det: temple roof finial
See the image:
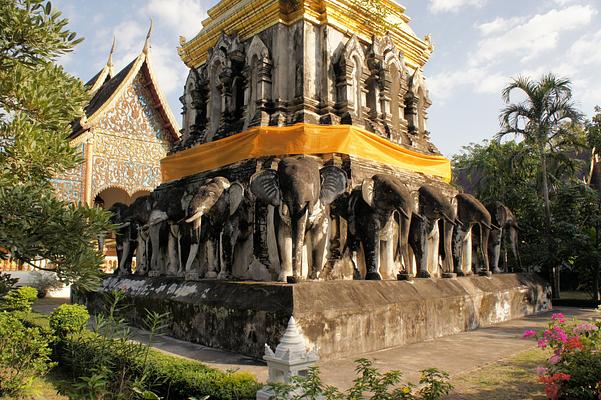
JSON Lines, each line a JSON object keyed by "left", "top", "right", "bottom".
{"left": 143, "top": 19, "right": 153, "bottom": 54}
{"left": 107, "top": 36, "right": 116, "bottom": 76}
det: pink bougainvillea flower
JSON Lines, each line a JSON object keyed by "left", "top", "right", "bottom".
{"left": 523, "top": 329, "right": 537, "bottom": 338}
{"left": 536, "top": 366, "right": 548, "bottom": 376}
{"left": 551, "top": 313, "right": 566, "bottom": 323}
{"left": 538, "top": 338, "right": 548, "bottom": 349}
{"left": 553, "top": 326, "right": 568, "bottom": 343}
{"left": 573, "top": 322, "right": 598, "bottom": 335}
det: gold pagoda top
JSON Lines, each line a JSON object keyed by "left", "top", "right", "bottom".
{"left": 178, "top": 0, "right": 433, "bottom": 70}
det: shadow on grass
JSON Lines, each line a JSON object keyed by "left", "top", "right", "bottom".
{"left": 448, "top": 348, "right": 547, "bottom": 400}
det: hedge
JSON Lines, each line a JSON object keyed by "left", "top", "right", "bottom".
{"left": 20, "top": 312, "right": 261, "bottom": 400}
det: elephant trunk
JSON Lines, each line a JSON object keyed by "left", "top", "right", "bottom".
{"left": 184, "top": 213, "right": 203, "bottom": 272}
{"left": 397, "top": 211, "right": 412, "bottom": 276}
{"left": 479, "top": 224, "right": 491, "bottom": 275}
{"left": 119, "top": 239, "right": 131, "bottom": 274}
{"left": 441, "top": 217, "right": 455, "bottom": 274}
{"left": 291, "top": 206, "right": 309, "bottom": 281}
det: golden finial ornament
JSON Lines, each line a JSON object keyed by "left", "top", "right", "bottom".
{"left": 107, "top": 36, "right": 116, "bottom": 76}
{"left": 143, "top": 19, "right": 153, "bottom": 54}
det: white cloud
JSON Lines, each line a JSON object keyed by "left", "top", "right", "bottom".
{"left": 427, "top": 67, "right": 506, "bottom": 102}
{"left": 476, "top": 16, "right": 525, "bottom": 36}
{"left": 144, "top": 0, "right": 206, "bottom": 39}
{"left": 470, "top": 5, "right": 596, "bottom": 66}
{"left": 430, "top": 0, "right": 485, "bottom": 13}
{"left": 565, "top": 28, "right": 601, "bottom": 67}
{"left": 147, "top": 43, "right": 188, "bottom": 97}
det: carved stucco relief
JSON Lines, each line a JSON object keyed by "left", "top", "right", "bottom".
{"left": 90, "top": 74, "right": 172, "bottom": 197}
{"left": 52, "top": 143, "right": 85, "bottom": 203}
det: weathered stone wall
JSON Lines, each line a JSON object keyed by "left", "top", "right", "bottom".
{"left": 77, "top": 273, "right": 551, "bottom": 361}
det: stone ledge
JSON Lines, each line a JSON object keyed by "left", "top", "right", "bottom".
{"left": 76, "top": 273, "right": 551, "bottom": 361}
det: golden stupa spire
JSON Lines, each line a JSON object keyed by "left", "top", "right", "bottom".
{"left": 143, "top": 19, "right": 153, "bottom": 54}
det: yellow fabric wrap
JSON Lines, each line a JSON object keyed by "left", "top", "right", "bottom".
{"left": 161, "top": 123, "right": 451, "bottom": 183}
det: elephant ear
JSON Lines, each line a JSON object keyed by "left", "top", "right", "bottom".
{"left": 229, "top": 182, "right": 244, "bottom": 216}
{"left": 361, "top": 178, "right": 375, "bottom": 207}
{"left": 319, "top": 166, "right": 347, "bottom": 205}
{"left": 250, "top": 169, "right": 281, "bottom": 207}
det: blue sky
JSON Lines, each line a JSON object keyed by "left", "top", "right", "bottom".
{"left": 53, "top": 0, "right": 601, "bottom": 157}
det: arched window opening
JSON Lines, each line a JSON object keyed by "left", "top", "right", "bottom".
{"left": 95, "top": 187, "right": 130, "bottom": 209}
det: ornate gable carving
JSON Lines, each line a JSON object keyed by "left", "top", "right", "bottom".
{"left": 91, "top": 73, "right": 172, "bottom": 197}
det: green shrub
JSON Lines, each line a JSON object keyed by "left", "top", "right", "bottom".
{"left": 0, "top": 312, "right": 56, "bottom": 396}
{"left": 1, "top": 286, "right": 38, "bottom": 311}
{"left": 49, "top": 303, "right": 89, "bottom": 336}
{"left": 0, "top": 273, "right": 18, "bottom": 297}
{"left": 269, "top": 358, "right": 452, "bottom": 400}
{"left": 23, "top": 311, "right": 259, "bottom": 400}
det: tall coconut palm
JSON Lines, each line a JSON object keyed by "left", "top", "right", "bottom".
{"left": 497, "top": 74, "right": 584, "bottom": 298}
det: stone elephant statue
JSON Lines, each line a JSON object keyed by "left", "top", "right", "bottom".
{"left": 250, "top": 156, "right": 347, "bottom": 283}
{"left": 127, "top": 195, "right": 153, "bottom": 275}
{"left": 487, "top": 201, "right": 522, "bottom": 273}
{"left": 348, "top": 174, "right": 414, "bottom": 280}
{"left": 147, "top": 186, "right": 190, "bottom": 276}
{"left": 108, "top": 202, "right": 136, "bottom": 275}
{"left": 184, "top": 177, "right": 244, "bottom": 279}
{"left": 409, "top": 185, "right": 456, "bottom": 278}
{"left": 453, "top": 193, "right": 494, "bottom": 276}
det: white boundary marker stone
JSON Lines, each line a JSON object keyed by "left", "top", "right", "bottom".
{"left": 256, "top": 316, "right": 319, "bottom": 400}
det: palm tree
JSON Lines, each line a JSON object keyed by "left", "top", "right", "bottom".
{"left": 497, "top": 73, "right": 584, "bottom": 298}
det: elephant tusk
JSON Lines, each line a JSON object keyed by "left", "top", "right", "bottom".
{"left": 398, "top": 207, "right": 411, "bottom": 220}
{"left": 147, "top": 217, "right": 168, "bottom": 227}
{"left": 442, "top": 214, "right": 456, "bottom": 226}
{"left": 185, "top": 211, "right": 203, "bottom": 224}
{"left": 116, "top": 222, "right": 130, "bottom": 229}
{"left": 454, "top": 218, "right": 465, "bottom": 228}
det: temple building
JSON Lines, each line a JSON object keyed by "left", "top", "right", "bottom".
{"left": 53, "top": 29, "right": 180, "bottom": 209}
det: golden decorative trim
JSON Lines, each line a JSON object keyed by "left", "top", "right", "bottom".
{"left": 178, "top": 0, "right": 432, "bottom": 70}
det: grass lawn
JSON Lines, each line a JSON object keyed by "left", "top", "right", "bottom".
{"left": 0, "top": 369, "right": 69, "bottom": 400}
{"left": 560, "top": 290, "right": 594, "bottom": 300}
{"left": 448, "top": 347, "right": 549, "bottom": 400}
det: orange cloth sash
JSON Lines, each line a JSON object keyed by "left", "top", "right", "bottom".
{"left": 161, "top": 123, "right": 451, "bottom": 182}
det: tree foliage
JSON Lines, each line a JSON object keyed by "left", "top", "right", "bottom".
{"left": 454, "top": 103, "right": 601, "bottom": 300}
{"left": 0, "top": 0, "right": 111, "bottom": 290}
{"left": 496, "top": 74, "right": 584, "bottom": 297}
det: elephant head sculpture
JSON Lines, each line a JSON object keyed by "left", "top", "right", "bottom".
{"left": 108, "top": 202, "right": 136, "bottom": 275}
{"left": 250, "top": 156, "right": 347, "bottom": 283}
{"left": 147, "top": 186, "right": 189, "bottom": 276}
{"left": 184, "top": 177, "right": 244, "bottom": 278}
{"left": 409, "top": 185, "right": 456, "bottom": 278}
{"left": 487, "top": 201, "right": 522, "bottom": 273}
{"left": 348, "top": 174, "right": 414, "bottom": 280}
{"left": 453, "top": 193, "right": 494, "bottom": 276}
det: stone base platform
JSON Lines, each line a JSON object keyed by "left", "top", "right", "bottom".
{"left": 76, "top": 273, "right": 551, "bottom": 361}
